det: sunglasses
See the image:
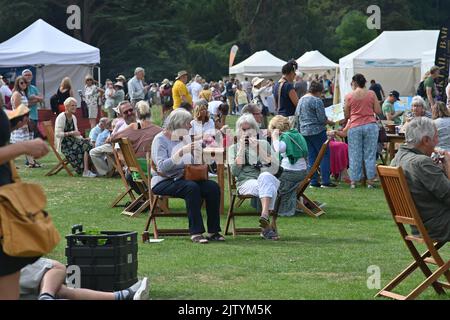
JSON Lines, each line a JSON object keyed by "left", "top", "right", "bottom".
{"left": 19, "top": 82, "right": 26, "bottom": 85}
{"left": 123, "top": 109, "right": 134, "bottom": 115}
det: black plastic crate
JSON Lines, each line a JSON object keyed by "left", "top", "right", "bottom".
{"left": 65, "top": 225, "right": 138, "bottom": 292}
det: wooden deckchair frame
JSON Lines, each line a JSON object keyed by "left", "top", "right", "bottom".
{"left": 295, "top": 139, "right": 330, "bottom": 218}
{"left": 224, "top": 165, "right": 278, "bottom": 237}
{"left": 118, "top": 138, "right": 150, "bottom": 217}
{"left": 376, "top": 165, "right": 449, "bottom": 300}
{"left": 42, "top": 121, "right": 74, "bottom": 177}
{"left": 110, "top": 147, "right": 137, "bottom": 208}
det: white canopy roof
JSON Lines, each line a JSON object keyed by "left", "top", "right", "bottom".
{"left": 0, "top": 19, "right": 100, "bottom": 67}
{"left": 339, "top": 30, "right": 439, "bottom": 102}
{"left": 296, "top": 50, "right": 338, "bottom": 72}
{"left": 340, "top": 30, "right": 439, "bottom": 69}
{"left": 229, "top": 50, "right": 286, "bottom": 75}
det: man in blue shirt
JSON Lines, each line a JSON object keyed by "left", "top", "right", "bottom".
{"left": 89, "top": 117, "right": 108, "bottom": 147}
{"left": 95, "top": 120, "right": 112, "bottom": 147}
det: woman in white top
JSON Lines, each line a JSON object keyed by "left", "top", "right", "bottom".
{"left": 190, "top": 100, "right": 217, "bottom": 146}
{"left": 269, "top": 116, "right": 308, "bottom": 217}
{"left": 84, "top": 75, "right": 104, "bottom": 129}
{"left": 55, "top": 97, "right": 95, "bottom": 177}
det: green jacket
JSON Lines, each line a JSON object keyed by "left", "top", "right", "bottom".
{"left": 280, "top": 129, "right": 308, "bottom": 165}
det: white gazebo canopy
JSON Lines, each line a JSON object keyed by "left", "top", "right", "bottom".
{"left": 0, "top": 19, "right": 101, "bottom": 107}
{"left": 229, "top": 50, "right": 286, "bottom": 80}
{"left": 339, "top": 30, "right": 439, "bottom": 102}
{"left": 296, "top": 50, "right": 338, "bottom": 73}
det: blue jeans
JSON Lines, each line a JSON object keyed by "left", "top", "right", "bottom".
{"left": 348, "top": 123, "right": 379, "bottom": 182}
{"left": 304, "top": 130, "right": 331, "bottom": 185}
{"left": 152, "top": 179, "right": 221, "bottom": 235}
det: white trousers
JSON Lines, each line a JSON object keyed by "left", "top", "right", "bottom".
{"left": 89, "top": 144, "right": 114, "bottom": 176}
{"left": 237, "top": 172, "right": 280, "bottom": 211}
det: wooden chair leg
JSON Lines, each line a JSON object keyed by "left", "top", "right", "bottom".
{"left": 63, "top": 160, "right": 74, "bottom": 176}
{"left": 406, "top": 261, "right": 450, "bottom": 300}
{"left": 143, "top": 197, "right": 159, "bottom": 242}
{"left": 45, "top": 162, "right": 63, "bottom": 176}
{"left": 111, "top": 188, "right": 134, "bottom": 208}
{"left": 225, "top": 195, "right": 236, "bottom": 236}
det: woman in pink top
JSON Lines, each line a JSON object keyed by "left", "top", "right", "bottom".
{"left": 344, "top": 74, "right": 381, "bottom": 189}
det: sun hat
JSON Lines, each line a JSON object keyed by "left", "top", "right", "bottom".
{"left": 162, "top": 78, "right": 170, "bottom": 85}
{"left": 251, "top": 77, "right": 265, "bottom": 87}
{"left": 114, "top": 82, "right": 124, "bottom": 88}
{"left": 6, "top": 104, "right": 30, "bottom": 120}
{"left": 176, "top": 70, "right": 188, "bottom": 80}
{"left": 116, "top": 75, "right": 126, "bottom": 82}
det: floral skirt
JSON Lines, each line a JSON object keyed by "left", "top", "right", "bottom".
{"left": 61, "top": 137, "right": 93, "bottom": 174}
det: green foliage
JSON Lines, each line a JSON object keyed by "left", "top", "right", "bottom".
{"left": 0, "top": 0, "right": 449, "bottom": 81}
{"left": 335, "top": 11, "right": 378, "bottom": 57}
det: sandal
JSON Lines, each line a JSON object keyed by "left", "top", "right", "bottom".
{"left": 206, "top": 233, "right": 225, "bottom": 242}
{"left": 261, "top": 228, "right": 280, "bottom": 241}
{"left": 259, "top": 216, "right": 270, "bottom": 229}
{"left": 191, "top": 235, "right": 209, "bottom": 244}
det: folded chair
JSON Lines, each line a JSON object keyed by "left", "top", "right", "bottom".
{"left": 109, "top": 148, "right": 137, "bottom": 208}
{"left": 118, "top": 138, "right": 150, "bottom": 217}
{"left": 295, "top": 139, "right": 330, "bottom": 218}
{"left": 376, "top": 165, "right": 450, "bottom": 300}
{"left": 42, "top": 121, "right": 74, "bottom": 177}
{"left": 142, "top": 159, "right": 190, "bottom": 242}
{"left": 224, "top": 165, "right": 278, "bottom": 237}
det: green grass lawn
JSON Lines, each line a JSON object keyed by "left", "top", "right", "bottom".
{"left": 16, "top": 107, "right": 449, "bottom": 300}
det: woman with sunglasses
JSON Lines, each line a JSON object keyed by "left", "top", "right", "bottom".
{"left": 9, "top": 77, "right": 39, "bottom": 168}
{"left": 55, "top": 97, "right": 96, "bottom": 177}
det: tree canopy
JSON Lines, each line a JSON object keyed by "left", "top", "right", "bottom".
{"left": 0, "top": 0, "right": 448, "bottom": 81}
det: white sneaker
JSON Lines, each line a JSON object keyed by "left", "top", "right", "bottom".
{"left": 82, "top": 170, "right": 97, "bottom": 178}
{"left": 133, "top": 277, "right": 149, "bottom": 300}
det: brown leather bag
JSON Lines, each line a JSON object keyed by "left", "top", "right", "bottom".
{"left": 184, "top": 136, "right": 208, "bottom": 181}
{"left": 0, "top": 162, "right": 61, "bottom": 257}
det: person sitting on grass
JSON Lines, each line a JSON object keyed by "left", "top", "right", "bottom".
{"left": 228, "top": 114, "right": 280, "bottom": 240}
{"left": 151, "top": 108, "right": 224, "bottom": 244}
{"left": 20, "top": 258, "right": 149, "bottom": 300}
{"left": 269, "top": 115, "right": 308, "bottom": 217}
{"left": 391, "top": 117, "right": 450, "bottom": 242}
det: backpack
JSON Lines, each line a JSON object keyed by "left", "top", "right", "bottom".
{"left": 417, "top": 80, "right": 426, "bottom": 98}
{"left": 0, "top": 163, "right": 60, "bottom": 257}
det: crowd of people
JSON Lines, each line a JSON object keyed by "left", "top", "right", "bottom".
{"left": 1, "top": 59, "right": 450, "bottom": 300}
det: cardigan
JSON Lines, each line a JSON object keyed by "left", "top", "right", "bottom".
{"left": 54, "top": 112, "right": 80, "bottom": 153}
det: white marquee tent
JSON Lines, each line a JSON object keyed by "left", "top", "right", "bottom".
{"left": 296, "top": 50, "right": 338, "bottom": 73}
{"left": 339, "top": 30, "right": 439, "bottom": 102}
{"left": 0, "top": 19, "right": 101, "bottom": 107}
{"left": 229, "top": 50, "right": 286, "bottom": 81}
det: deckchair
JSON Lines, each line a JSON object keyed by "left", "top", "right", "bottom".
{"left": 376, "top": 165, "right": 450, "bottom": 300}
{"left": 110, "top": 147, "right": 137, "bottom": 208}
{"left": 295, "top": 139, "right": 331, "bottom": 218}
{"left": 42, "top": 121, "right": 74, "bottom": 177}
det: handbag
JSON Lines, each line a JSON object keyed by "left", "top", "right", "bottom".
{"left": 184, "top": 136, "right": 208, "bottom": 181}
{"left": 0, "top": 162, "right": 61, "bottom": 257}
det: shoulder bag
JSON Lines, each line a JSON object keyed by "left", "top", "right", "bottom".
{"left": 184, "top": 136, "right": 208, "bottom": 181}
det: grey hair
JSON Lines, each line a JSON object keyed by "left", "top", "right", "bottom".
{"left": 236, "top": 113, "right": 260, "bottom": 133}
{"left": 135, "top": 67, "right": 145, "bottom": 75}
{"left": 411, "top": 96, "right": 425, "bottom": 107}
{"left": 166, "top": 108, "right": 193, "bottom": 131}
{"left": 241, "top": 103, "right": 262, "bottom": 115}
{"left": 22, "top": 69, "right": 32, "bottom": 76}
{"left": 118, "top": 100, "right": 131, "bottom": 114}
{"left": 405, "top": 117, "right": 436, "bottom": 145}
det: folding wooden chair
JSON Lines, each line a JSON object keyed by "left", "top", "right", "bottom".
{"left": 110, "top": 147, "right": 137, "bottom": 208}
{"left": 376, "top": 165, "right": 450, "bottom": 300}
{"left": 295, "top": 139, "right": 330, "bottom": 218}
{"left": 142, "top": 158, "right": 190, "bottom": 242}
{"left": 224, "top": 165, "right": 278, "bottom": 237}
{"left": 42, "top": 121, "right": 74, "bottom": 177}
{"left": 118, "top": 138, "right": 150, "bottom": 217}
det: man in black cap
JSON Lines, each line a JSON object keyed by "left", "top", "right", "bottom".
{"left": 382, "top": 90, "right": 404, "bottom": 125}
